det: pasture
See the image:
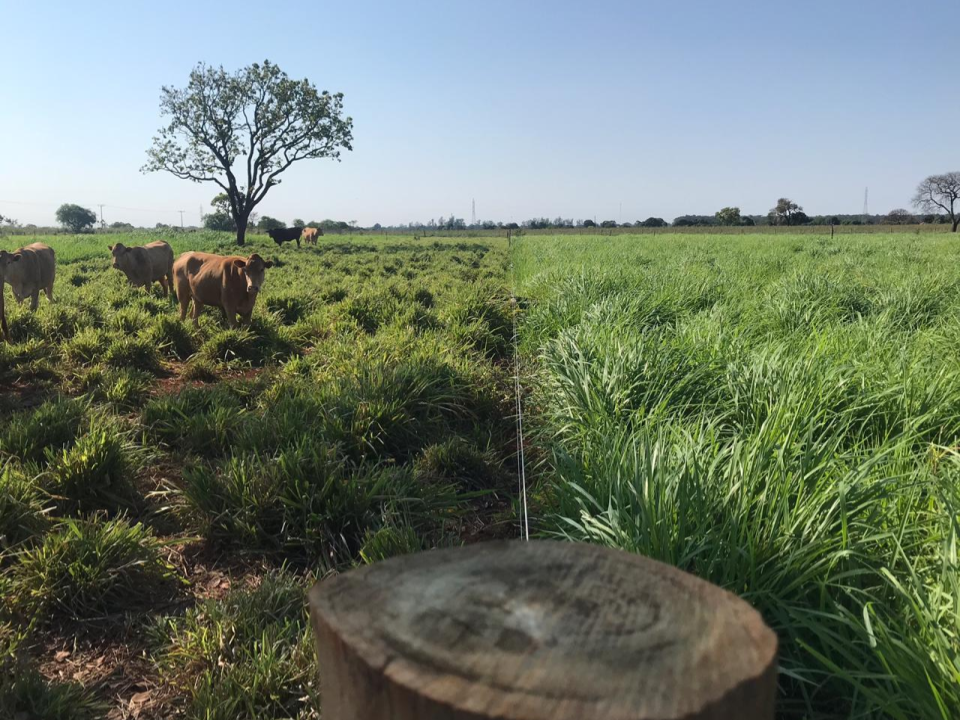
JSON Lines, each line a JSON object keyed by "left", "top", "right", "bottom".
{"left": 0, "top": 231, "right": 516, "bottom": 718}
{"left": 515, "top": 232, "right": 960, "bottom": 719}
{"left": 1, "top": 229, "right": 958, "bottom": 719}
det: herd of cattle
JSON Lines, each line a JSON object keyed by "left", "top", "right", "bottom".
{"left": 0, "top": 234, "right": 290, "bottom": 340}
{"left": 266, "top": 225, "right": 322, "bottom": 247}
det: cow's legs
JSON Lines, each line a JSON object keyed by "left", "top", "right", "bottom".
{"left": 159, "top": 276, "right": 169, "bottom": 297}
{"left": 222, "top": 304, "right": 238, "bottom": 329}
{"left": 239, "top": 310, "right": 253, "bottom": 326}
{"left": 44, "top": 283, "right": 53, "bottom": 302}
{"left": 176, "top": 275, "right": 192, "bottom": 321}
{"left": 191, "top": 301, "right": 204, "bottom": 328}
{"left": 29, "top": 290, "right": 40, "bottom": 311}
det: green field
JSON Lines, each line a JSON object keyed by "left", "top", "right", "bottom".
{"left": 1, "top": 230, "right": 958, "bottom": 719}
{"left": 515, "top": 232, "right": 960, "bottom": 719}
{"left": 0, "top": 231, "right": 516, "bottom": 719}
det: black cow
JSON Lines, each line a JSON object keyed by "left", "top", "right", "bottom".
{"left": 266, "top": 227, "right": 303, "bottom": 248}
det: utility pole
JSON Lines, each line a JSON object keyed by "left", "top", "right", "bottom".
{"left": 199, "top": 206, "right": 204, "bottom": 225}
{"left": 178, "top": 210, "right": 185, "bottom": 228}
{"left": 98, "top": 204, "right": 105, "bottom": 229}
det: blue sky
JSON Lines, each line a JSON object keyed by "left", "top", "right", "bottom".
{"left": 1, "top": 0, "right": 957, "bottom": 227}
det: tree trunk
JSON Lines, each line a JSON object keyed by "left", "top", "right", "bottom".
{"left": 235, "top": 213, "right": 249, "bottom": 246}
{"left": 952, "top": 218, "right": 958, "bottom": 233}
{"left": 309, "top": 541, "right": 778, "bottom": 720}
{"left": 0, "top": 284, "right": 7, "bottom": 342}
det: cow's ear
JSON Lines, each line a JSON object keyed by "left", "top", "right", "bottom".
{"left": 233, "top": 259, "right": 247, "bottom": 268}
{"left": 11, "top": 254, "right": 21, "bottom": 263}
{"left": 264, "top": 261, "right": 274, "bottom": 268}
{"left": 108, "top": 244, "right": 114, "bottom": 251}
{"left": 124, "top": 247, "right": 132, "bottom": 253}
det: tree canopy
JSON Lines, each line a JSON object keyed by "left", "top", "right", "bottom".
{"left": 913, "top": 172, "right": 960, "bottom": 232}
{"left": 715, "top": 207, "right": 742, "bottom": 226}
{"left": 641, "top": 217, "right": 668, "bottom": 228}
{"left": 885, "top": 208, "right": 914, "bottom": 225}
{"left": 257, "top": 216, "right": 285, "bottom": 231}
{"left": 55, "top": 204, "right": 98, "bottom": 233}
{"left": 143, "top": 60, "right": 353, "bottom": 245}
{"left": 768, "top": 198, "right": 808, "bottom": 226}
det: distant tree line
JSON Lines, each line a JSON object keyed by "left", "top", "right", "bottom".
{"left": 42, "top": 172, "right": 960, "bottom": 236}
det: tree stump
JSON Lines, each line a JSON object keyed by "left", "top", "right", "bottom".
{"left": 309, "top": 541, "right": 777, "bottom": 720}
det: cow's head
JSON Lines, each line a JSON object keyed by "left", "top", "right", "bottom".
{"left": 0, "top": 249, "right": 22, "bottom": 281}
{"left": 109, "top": 243, "right": 130, "bottom": 269}
{"left": 233, "top": 253, "right": 273, "bottom": 295}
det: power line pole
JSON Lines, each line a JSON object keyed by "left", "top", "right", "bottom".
{"left": 178, "top": 210, "right": 185, "bottom": 228}
{"left": 862, "top": 187, "right": 869, "bottom": 224}
{"left": 98, "top": 204, "right": 105, "bottom": 229}
{"left": 471, "top": 198, "right": 476, "bottom": 226}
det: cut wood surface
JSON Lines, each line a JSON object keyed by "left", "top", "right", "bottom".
{"left": 309, "top": 540, "right": 778, "bottom": 720}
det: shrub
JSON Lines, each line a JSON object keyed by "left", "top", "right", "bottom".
{"left": 0, "top": 463, "right": 49, "bottom": 554}
{"left": 444, "top": 288, "right": 513, "bottom": 359}
{"left": 10, "top": 517, "right": 171, "bottom": 620}
{"left": 321, "top": 286, "right": 348, "bottom": 304}
{"left": 155, "top": 572, "right": 317, "bottom": 720}
{"left": 148, "top": 315, "right": 197, "bottom": 360}
{"left": 44, "top": 423, "right": 135, "bottom": 514}
{"left": 109, "top": 307, "right": 150, "bottom": 335}
{"left": 0, "top": 397, "right": 88, "bottom": 463}
{"left": 39, "top": 305, "right": 83, "bottom": 341}
{"left": 311, "top": 356, "right": 478, "bottom": 463}
{"left": 198, "top": 324, "right": 293, "bottom": 366}
{"left": 81, "top": 367, "right": 151, "bottom": 409}
{"left": 104, "top": 336, "right": 162, "bottom": 373}
{"left": 6, "top": 311, "right": 42, "bottom": 344}
{"left": 62, "top": 328, "right": 107, "bottom": 366}
{"left": 415, "top": 437, "right": 502, "bottom": 491}
{"left": 265, "top": 295, "right": 308, "bottom": 325}
{"left": 413, "top": 287, "right": 434, "bottom": 308}
{"left": 142, "top": 386, "right": 245, "bottom": 457}
{"left": 180, "top": 442, "right": 457, "bottom": 568}
{"left": 181, "top": 358, "right": 219, "bottom": 382}
{"left": 358, "top": 524, "right": 422, "bottom": 564}
{"left": 0, "top": 666, "right": 105, "bottom": 720}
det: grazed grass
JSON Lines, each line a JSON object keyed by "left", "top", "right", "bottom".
{"left": 0, "top": 231, "right": 515, "bottom": 718}
{"left": 515, "top": 233, "right": 960, "bottom": 720}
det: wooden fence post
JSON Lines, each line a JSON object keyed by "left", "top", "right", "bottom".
{"left": 309, "top": 540, "right": 778, "bottom": 720}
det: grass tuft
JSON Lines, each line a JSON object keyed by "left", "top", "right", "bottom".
{"left": 9, "top": 516, "right": 171, "bottom": 620}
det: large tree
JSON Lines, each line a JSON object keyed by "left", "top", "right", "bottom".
{"left": 913, "top": 172, "right": 960, "bottom": 232}
{"left": 885, "top": 208, "right": 914, "bottom": 225}
{"left": 143, "top": 61, "right": 353, "bottom": 245}
{"left": 715, "top": 206, "right": 742, "bottom": 226}
{"left": 55, "top": 204, "right": 98, "bottom": 233}
{"left": 768, "top": 198, "right": 807, "bottom": 226}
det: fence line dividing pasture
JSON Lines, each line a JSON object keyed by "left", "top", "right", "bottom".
{"left": 509, "top": 238, "right": 530, "bottom": 541}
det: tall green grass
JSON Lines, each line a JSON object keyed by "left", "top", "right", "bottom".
{"left": 0, "top": 231, "right": 515, "bottom": 718}
{"left": 515, "top": 233, "right": 960, "bottom": 719}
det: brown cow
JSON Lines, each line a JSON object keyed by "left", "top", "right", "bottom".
{"left": 302, "top": 227, "right": 319, "bottom": 245}
{"left": 173, "top": 251, "right": 273, "bottom": 328}
{"left": 109, "top": 241, "right": 175, "bottom": 296}
{"left": 0, "top": 243, "right": 56, "bottom": 341}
